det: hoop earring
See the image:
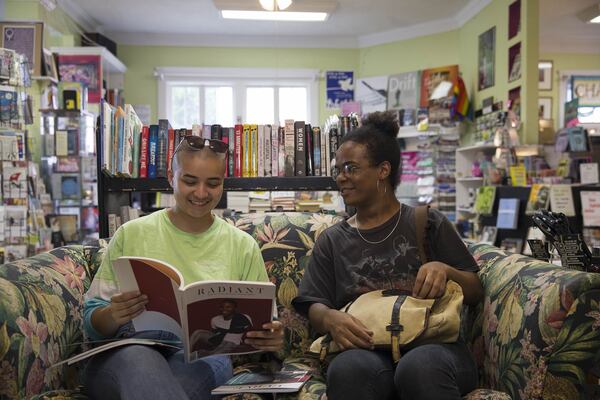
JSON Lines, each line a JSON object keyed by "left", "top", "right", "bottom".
{"left": 376, "top": 179, "right": 380, "bottom": 193}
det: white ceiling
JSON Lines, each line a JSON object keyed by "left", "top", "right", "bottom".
{"left": 539, "top": 0, "right": 600, "bottom": 53}
{"left": 57, "top": 0, "right": 600, "bottom": 52}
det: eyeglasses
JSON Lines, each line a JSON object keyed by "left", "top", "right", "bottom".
{"left": 173, "top": 136, "right": 228, "bottom": 157}
{"left": 332, "top": 163, "right": 361, "bottom": 179}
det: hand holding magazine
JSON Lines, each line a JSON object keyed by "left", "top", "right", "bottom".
{"left": 54, "top": 256, "right": 276, "bottom": 367}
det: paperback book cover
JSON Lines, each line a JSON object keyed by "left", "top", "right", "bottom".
{"left": 474, "top": 186, "right": 496, "bottom": 215}
{"left": 113, "top": 257, "right": 276, "bottom": 363}
{"left": 500, "top": 238, "right": 523, "bottom": 254}
{"left": 212, "top": 370, "right": 311, "bottom": 395}
{"left": 496, "top": 198, "right": 520, "bottom": 229}
{"left": 525, "top": 184, "right": 550, "bottom": 215}
{"left": 550, "top": 184, "right": 575, "bottom": 216}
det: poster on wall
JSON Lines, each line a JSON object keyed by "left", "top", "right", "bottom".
{"left": 571, "top": 76, "right": 600, "bottom": 107}
{"left": 419, "top": 65, "right": 458, "bottom": 108}
{"left": 57, "top": 54, "right": 103, "bottom": 103}
{"left": 326, "top": 71, "right": 354, "bottom": 109}
{"left": 355, "top": 75, "right": 388, "bottom": 115}
{"left": 508, "top": 0, "right": 521, "bottom": 40}
{"left": 387, "top": 71, "right": 419, "bottom": 111}
{"left": 508, "top": 42, "right": 522, "bottom": 82}
{"left": 478, "top": 27, "right": 496, "bottom": 91}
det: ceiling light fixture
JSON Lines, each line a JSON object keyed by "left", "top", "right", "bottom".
{"left": 222, "top": 10, "right": 327, "bottom": 21}
{"left": 259, "top": 0, "right": 292, "bottom": 11}
{"left": 577, "top": 2, "right": 600, "bottom": 23}
{"left": 214, "top": 0, "right": 337, "bottom": 22}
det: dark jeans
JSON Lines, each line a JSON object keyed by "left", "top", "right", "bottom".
{"left": 83, "top": 325, "right": 233, "bottom": 400}
{"left": 326, "top": 342, "right": 478, "bottom": 400}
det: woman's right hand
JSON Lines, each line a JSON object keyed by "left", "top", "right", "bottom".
{"left": 324, "top": 309, "right": 374, "bottom": 350}
{"left": 107, "top": 291, "right": 148, "bottom": 326}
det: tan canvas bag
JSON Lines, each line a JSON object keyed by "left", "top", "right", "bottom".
{"left": 309, "top": 206, "right": 464, "bottom": 362}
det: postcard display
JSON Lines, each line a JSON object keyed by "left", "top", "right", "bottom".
{"left": 40, "top": 109, "right": 98, "bottom": 244}
{"left": 0, "top": 47, "right": 51, "bottom": 262}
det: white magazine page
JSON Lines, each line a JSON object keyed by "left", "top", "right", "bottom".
{"left": 112, "top": 257, "right": 184, "bottom": 339}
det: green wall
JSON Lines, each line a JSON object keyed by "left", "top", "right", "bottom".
{"left": 539, "top": 52, "right": 600, "bottom": 130}
{"left": 119, "top": 45, "right": 358, "bottom": 125}
{"left": 458, "top": 0, "right": 539, "bottom": 144}
{"left": 358, "top": 30, "right": 460, "bottom": 77}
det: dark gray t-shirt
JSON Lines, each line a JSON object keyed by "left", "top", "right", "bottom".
{"left": 293, "top": 204, "right": 479, "bottom": 316}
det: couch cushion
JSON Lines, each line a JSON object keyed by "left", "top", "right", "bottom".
{"left": 225, "top": 212, "right": 343, "bottom": 361}
{"left": 0, "top": 245, "right": 99, "bottom": 399}
{"left": 467, "top": 243, "right": 600, "bottom": 399}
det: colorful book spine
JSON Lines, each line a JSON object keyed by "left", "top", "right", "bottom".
{"left": 243, "top": 124, "right": 250, "bottom": 177}
{"left": 305, "top": 124, "right": 313, "bottom": 176}
{"left": 294, "top": 121, "right": 306, "bottom": 176}
{"left": 251, "top": 124, "right": 258, "bottom": 177}
{"left": 227, "top": 127, "right": 234, "bottom": 177}
{"left": 139, "top": 126, "right": 149, "bottom": 178}
{"left": 264, "top": 125, "right": 271, "bottom": 177}
{"left": 148, "top": 124, "right": 159, "bottom": 179}
{"left": 166, "top": 128, "right": 175, "bottom": 175}
{"left": 157, "top": 119, "right": 171, "bottom": 178}
{"left": 257, "top": 125, "right": 265, "bottom": 177}
{"left": 271, "top": 124, "right": 279, "bottom": 177}
{"left": 284, "top": 119, "right": 295, "bottom": 177}
{"left": 313, "top": 126, "right": 321, "bottom": 176}
{"left": 234, "top": 124, "right": 243, "bottom": 177}
{"left": 278, "top": 126, "right": 286, "bottom": 177}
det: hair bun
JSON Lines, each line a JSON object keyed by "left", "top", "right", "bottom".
{"left": 361, "top": 111, "right": 399, "bottom": 138}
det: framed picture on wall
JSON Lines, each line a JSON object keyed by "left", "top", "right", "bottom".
{"left": 478, "top": 27, "right": 496, "bottom": 91}
{"left": 538, "top": 97, "right": 552, "bottom": 119}
{"left": 0, "top": 22, "right": 44, "bottom": 76}
{"left": 539, "top": 61, "right": 553, "bottom": 90}
{"left": 508, "top": 42, "right": 522, "bottom": 82}
{"left": 508, "top": 0, "right": 521, "bottom": 40}
{"left": 42, "top": 49, "right": 58, "bottom": 80}
{"left": 56, "top": 54, "right": 102, "bottom": 103}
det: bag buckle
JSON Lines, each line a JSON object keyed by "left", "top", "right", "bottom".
{"left": 386, "top": 323, "right": 404, "bottom": 332}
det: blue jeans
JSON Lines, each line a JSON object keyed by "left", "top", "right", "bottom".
{"left": 83, "top": 326, "right": 233, "bottom": 400}
{"left": 326, "top": 342, "right": 478, "bottom": 400}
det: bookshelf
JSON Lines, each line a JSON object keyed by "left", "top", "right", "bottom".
{"left": 98, "top": 175, "right": 337, "bottom": 237}
{"left": 39, "top": 109, "right": 98, "bottom": 243}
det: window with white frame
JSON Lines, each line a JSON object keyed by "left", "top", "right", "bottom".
{"left": 156, "top": 67, "right": 318, "bottom": 128}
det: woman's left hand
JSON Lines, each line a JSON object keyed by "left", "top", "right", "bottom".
{"left": 412, "top": 261, "right": 448, "bottom": 299}
{"left": 244, "top": 320, "right": 284, "bottom": 352}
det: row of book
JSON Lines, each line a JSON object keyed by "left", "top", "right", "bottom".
{"left": 99, "top": 99, "right": 360, "bottom": 179}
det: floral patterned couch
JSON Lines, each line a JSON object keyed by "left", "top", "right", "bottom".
{"left": 1, "top": 212, "right": 599, "bottom": 400}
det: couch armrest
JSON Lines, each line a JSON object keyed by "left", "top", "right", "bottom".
{"left": 0, "top": 245, "right": 96, "bottom": 398}
{"left": 467, "top": 245, "right": 600, "bottom": 399}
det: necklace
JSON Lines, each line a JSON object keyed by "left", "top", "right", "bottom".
{"left": 355, "top": 207, "right": 402, "bottom": 245}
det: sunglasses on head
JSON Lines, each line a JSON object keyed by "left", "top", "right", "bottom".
{"left": 174, "top": 136, "right": 228, "bottom": 155}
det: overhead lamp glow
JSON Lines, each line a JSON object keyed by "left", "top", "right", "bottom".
{"left": 538, "top": 61, "right": 552, "bottom": 69}
{"left": 576, "top": 2, "right": 600, "bottom": 23}
{"left": 259, "top": 0, "right": 292, "bottom": 11}
{"left": 222, "top": 10, "right": 328, "bottom": 21}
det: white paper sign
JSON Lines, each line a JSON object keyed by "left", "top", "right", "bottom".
{"left": 550, "top": 184, "right": 576, "bottom": 217}
{"left": 580, "top": 163, "right": 599, "bottom": 185}
{"left": 581, "top": 191, "right": 600, "bottom": 227}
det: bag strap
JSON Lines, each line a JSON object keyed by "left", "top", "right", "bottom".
{"left": 415, "top": 205, "right": 430, "bottom": 264}
{"left": 386, "top": 295, "right": 407, "bottom": 363}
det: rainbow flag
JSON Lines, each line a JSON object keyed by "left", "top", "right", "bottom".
{"left": 452, "top": 75, "right": 470, "bottom": 120}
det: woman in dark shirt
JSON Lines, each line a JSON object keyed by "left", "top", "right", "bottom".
{"left": 292, "top": 111, "right": 483, "bottom": 400}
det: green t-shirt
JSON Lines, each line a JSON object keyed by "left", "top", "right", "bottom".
{"left": 84, "top": 209, "right": 268, "bottom": 339}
